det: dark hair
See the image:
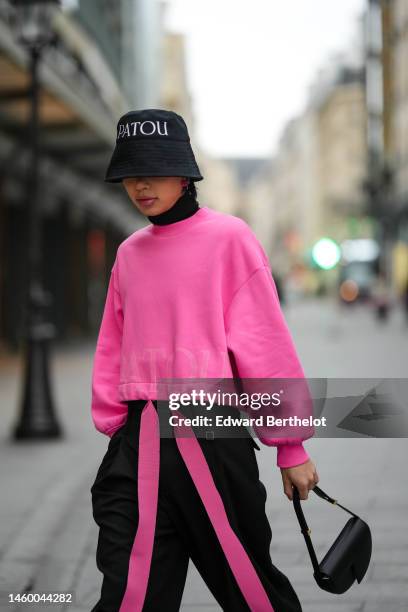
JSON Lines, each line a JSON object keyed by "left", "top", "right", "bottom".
{"left": 187, "top": 179, "right": 198, "bottom": 200}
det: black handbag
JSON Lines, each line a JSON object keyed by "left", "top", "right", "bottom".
{"left": 292, "top": 485, "right": 372, "bottom": 594}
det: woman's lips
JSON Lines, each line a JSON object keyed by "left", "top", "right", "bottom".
{"left": 136, "top": 198, "right": 157, "bottom": 206}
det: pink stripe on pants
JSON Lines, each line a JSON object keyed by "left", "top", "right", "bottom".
{"left": 119, "top": 399, "right": 160, "bottom": 612}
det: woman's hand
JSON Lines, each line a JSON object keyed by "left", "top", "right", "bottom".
{"left": 280, "top": 459, "right": 319, "bottom": 501}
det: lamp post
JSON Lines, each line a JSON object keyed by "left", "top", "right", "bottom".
{"left": 10, "top": 0, "right": 63, "bottom": 439}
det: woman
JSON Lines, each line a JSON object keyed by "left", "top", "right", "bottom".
{"left": 90, "top": 108, "right": 319, "bottom": 611}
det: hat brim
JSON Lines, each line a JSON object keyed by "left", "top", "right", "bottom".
{"left": 104, "top": 138, "right": 203, "bottom": 183}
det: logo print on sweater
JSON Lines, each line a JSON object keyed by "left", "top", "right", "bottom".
{"left": 117, "top": 121, "right": 169, "bottom": 139}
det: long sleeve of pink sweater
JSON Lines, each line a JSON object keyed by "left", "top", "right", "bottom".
{"left": 91, "top": 263, "right": 129, "bottom": 438}
{"left": 91, "top": 206, "right": 314, "bottom": 467}
{"left": 224, "top": 264, "right": 314, "bottom": 467}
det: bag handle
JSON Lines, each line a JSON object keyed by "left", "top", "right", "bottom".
{"left": 292, "top": 485, "right": 359, "bottom": 576}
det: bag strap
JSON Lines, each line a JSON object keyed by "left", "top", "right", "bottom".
{"left": 311, "top": 485, "right": 359, "bottom": 517}
{"left": 292, "top": 485, "right": 359, "bottom": 575}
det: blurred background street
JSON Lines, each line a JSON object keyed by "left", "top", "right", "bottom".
{"left": 1, "top": 0, "right": 408, "bottom": 610}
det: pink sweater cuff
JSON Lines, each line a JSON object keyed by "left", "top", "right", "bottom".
{"left": 276, "top": 443, "right": 310, "bottom": 468}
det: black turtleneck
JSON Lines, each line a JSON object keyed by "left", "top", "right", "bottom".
{"left": 147, "top": 190, "right": 200, "bottom": 225}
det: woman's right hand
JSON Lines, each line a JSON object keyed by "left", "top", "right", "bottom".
{"left": 280, "top": 458, "right": 319, "bottom": 501}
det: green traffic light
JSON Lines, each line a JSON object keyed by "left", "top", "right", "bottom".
{"left": 311, "top": 238, "right": 341, "bottom": 270}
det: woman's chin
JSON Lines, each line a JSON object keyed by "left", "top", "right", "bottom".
{"left": 135, "top": 202, "right": 161, "bottom": 215}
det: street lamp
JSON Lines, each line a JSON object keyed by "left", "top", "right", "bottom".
{"left": 10, "top": 0, "right": 63, "bottom": 439}
{"left": 11, "top": 0, "right": 59, "bottom": 47}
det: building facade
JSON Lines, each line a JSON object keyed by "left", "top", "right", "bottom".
{"left": 0, "top": 0, "right": 164, "bottom": 351}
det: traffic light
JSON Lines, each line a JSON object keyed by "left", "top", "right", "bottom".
{"left": 311, "top": 238, "right": 341, "bottom": 270}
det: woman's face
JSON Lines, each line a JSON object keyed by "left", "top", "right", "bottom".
{"left": 122, "top": 176, "right": 185, "bottom": 216}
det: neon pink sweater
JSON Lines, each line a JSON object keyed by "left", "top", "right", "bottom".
{"left": 91, "top": 206, "right": 314, "bottom": 468}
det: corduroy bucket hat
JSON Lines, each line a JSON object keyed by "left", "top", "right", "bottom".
{"left": 104, "top": 108, "right": 203, "bottom": 183}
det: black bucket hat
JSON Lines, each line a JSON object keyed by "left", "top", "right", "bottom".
{"left": 104, "top": 108, "right": 203, "bottom": 183}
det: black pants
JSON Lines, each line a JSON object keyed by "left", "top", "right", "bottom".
{"left": 90, "top": 401, "right": 302, "bottom": 611}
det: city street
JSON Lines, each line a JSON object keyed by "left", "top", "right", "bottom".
{"left": 0, "top": 297, "right": 407, "bottom": 612}
{"left": 1, "top": 0, "right": 407, "bottom": 611}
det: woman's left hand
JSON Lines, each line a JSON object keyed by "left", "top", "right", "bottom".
{"left": 280, "top": 459, "right": 319, "bottom": 501}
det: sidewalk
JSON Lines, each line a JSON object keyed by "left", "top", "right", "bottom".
{"left": 0, "top": 341, "right": 104, "bottom": 612}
